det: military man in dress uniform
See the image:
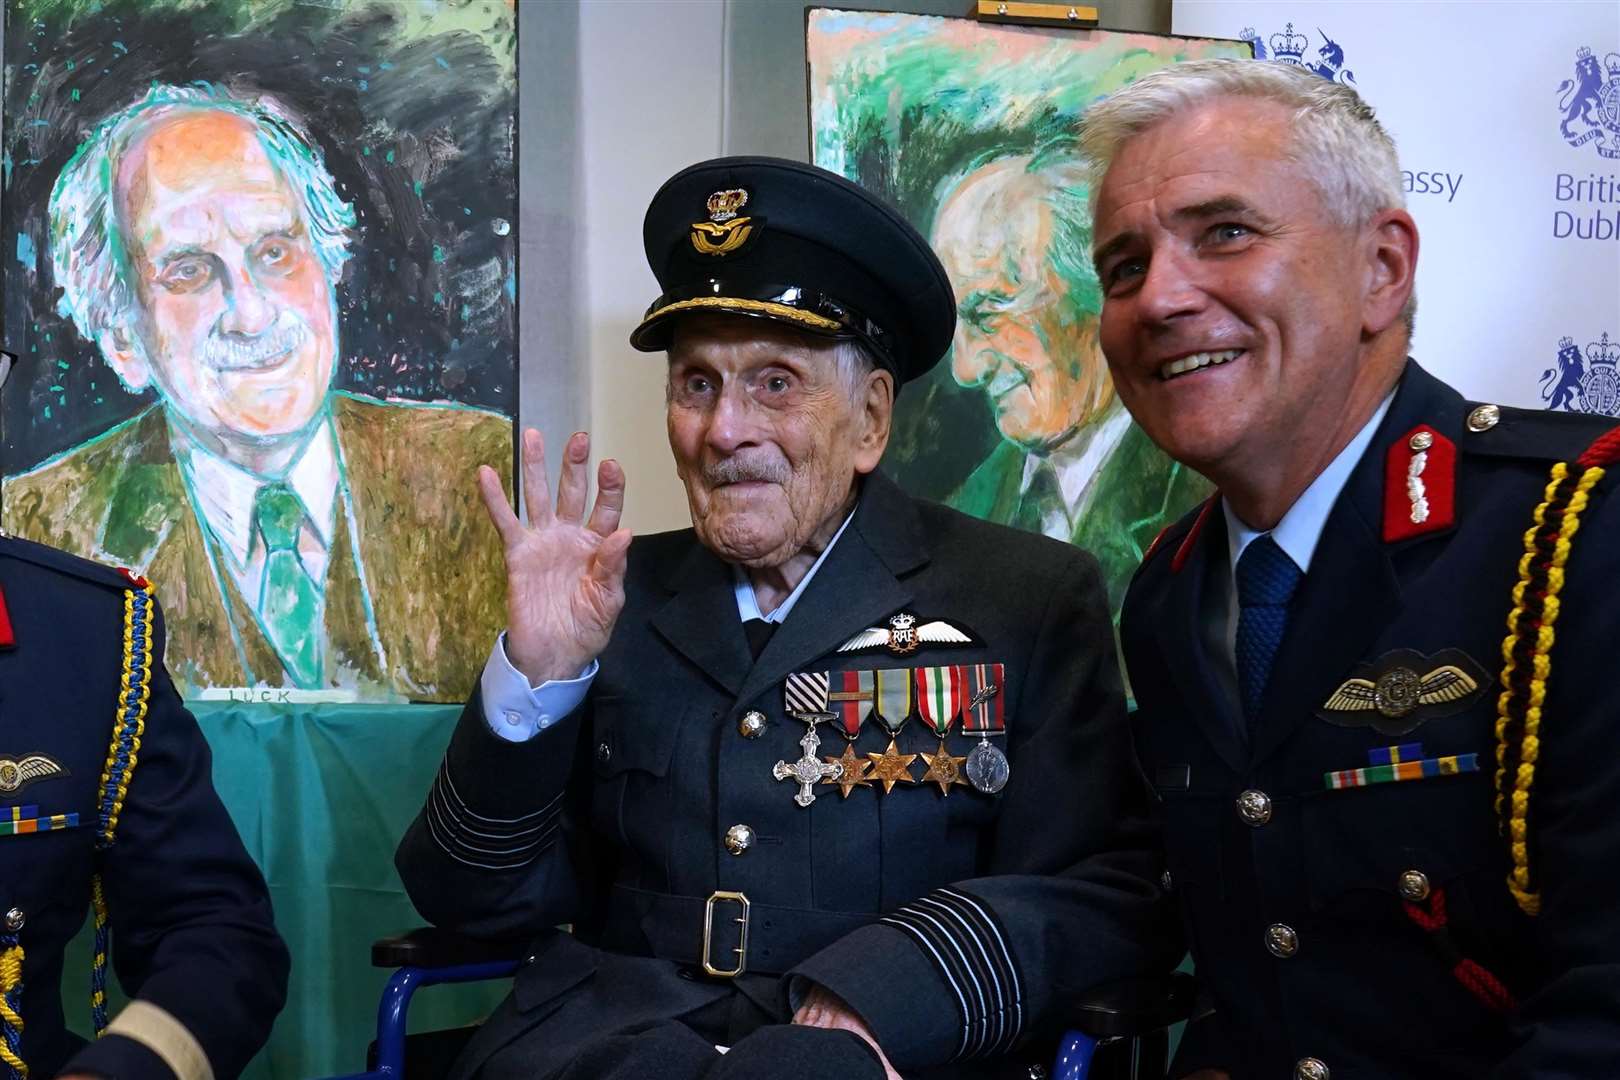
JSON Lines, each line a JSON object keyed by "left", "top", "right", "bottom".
{"left": 1083, "top": 60, "right": 1620, "bottom": 1078}
{"left": 0, "top": 351, "right": 288, "bottom": 1080}
{"left": 395, "top": 157, "right": 1175, "bottom": 1079}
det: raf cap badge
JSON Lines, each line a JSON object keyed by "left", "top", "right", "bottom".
{"left": 0, "top": 753, "right": 68, "bottom": 797}
{"left": 837, "top": 611, "right": 974, "bottom": 657}
{"left": 689, "top": 188, "right": 757, "bottom": 257}
{"left": 1319, "top": 648, "right": 1491, "bottom": 735}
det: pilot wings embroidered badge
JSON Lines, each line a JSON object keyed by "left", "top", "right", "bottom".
{"left": 1319, "top": 648, "right": 1491, "bottom": 735}
{"left": 0, "top": 753, "right": 69, "bottom": 796}
{"left": 836, "top": 612, "right": 975, "bottom": 657}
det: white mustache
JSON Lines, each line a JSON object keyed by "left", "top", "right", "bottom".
{"left": 203, "top": 310, "right": 309, "bottom": 372}
{"left": 705, "top": 455, "right": 790, "bottom": 486}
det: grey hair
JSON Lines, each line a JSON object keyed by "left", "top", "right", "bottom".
{"left": 1078, "top": 59, "right": 1414, "bottom": 332}
{"left": 49, "top": 82, "right": 357, "bottom": 347}
{"left": 832, "top": 337, "right": 880, "bottom": 402}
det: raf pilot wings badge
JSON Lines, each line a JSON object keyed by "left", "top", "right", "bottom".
{"left": 837, "top": 611, "right": 976, "bottom": 657}
{"left": 0, "top": 753, "right": 69, "bottom": 796}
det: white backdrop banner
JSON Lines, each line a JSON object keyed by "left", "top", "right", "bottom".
{"left": 1172, "top": 1, "right": 1620, "bottom": 416}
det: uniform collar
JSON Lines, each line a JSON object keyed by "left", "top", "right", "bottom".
{"left": 1223, "top": 389, "right": 1395, "bottom": 578}
{"left": 733, "top": 508, "right": 857, "bottom": 624}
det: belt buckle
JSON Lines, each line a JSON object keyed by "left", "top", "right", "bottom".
{"left": 701, "top": 890, "right": 750, "bottom": 977}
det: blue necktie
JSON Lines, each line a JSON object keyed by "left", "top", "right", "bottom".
{"left": 1234, "top": 534, "right": 1302, "bottom": 726}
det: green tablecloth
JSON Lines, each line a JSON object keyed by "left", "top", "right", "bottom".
{"left": 64, "top": 702, "right": 509, "bottom": 1079}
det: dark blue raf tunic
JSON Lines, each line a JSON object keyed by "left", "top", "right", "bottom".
{"left": 397, "top": 472, "right": 1177, "bottom": 1079}
{"left": 1124, "top": 362, "right": 1620, "bottom": 1079}
{"left": 0, "top": 536, "right": 287, "bottom": 1080}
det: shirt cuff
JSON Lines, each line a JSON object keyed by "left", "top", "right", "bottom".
{"left": 480, "top": 632, "right": 597, "bottom": 742}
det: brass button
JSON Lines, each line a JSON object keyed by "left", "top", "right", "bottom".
{"left": 723, "top": 824, "right": 755, "bottom": 856}
{"left": 1160, "top": 869, "right": 1173, "bottom": 892}
{"left": 737, "top": 710, "right": 768, "bottom": 739}
{"left": 1265, "top": 923, "right": 1298, "bottom": 958}
{"left": 1409, "top": 430, "right": 1434, "bottom": 451}
{"left": 1467, "top": 404, "right": 1500, "bottom": 432}
{"left": 1236, "top": 789, "right": 1272, "bottom": 827}
{"left": 3, "top": 907, "right": 23, "bottom": 932}
{"left": 1294, "top": 1057, "right": 1330, "bottom": 1080}
{"left": 1398, "top": 869, "right": 1431, "bottom": 902}
{"left": 595, "top": 742, "right": 612, "bottom": 765}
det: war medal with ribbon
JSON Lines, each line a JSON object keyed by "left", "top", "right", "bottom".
{"left": 915, "top": 666, "right": 968, "bottom": 795}
{"left": 777, "top": 672, "right": 842, "bottom": 807}
{"left": 960, "top": 663, "right": 1009, "bottom": 794}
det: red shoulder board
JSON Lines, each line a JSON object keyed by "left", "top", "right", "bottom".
{"left": 0, "top": 582, "right": 14, "bottom": 648}
{"left": 1172, "top": 497, "right": 1219, "bottom": 573}
{"left": 1384, "top": 424, "right": 1456, "bottom": 543}
{"left": 118, "top": 567, "right": 151, "bottom": 590}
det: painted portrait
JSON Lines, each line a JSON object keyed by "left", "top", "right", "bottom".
{"left": 808, "top": 10, "right": 1247, "bottom": 623}
{"left": 1, "top": 0, "right": 517, "bottom": 702}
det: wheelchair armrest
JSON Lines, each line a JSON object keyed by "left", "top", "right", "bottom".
{"left": 1061, "top": 971, "right": 1197, "bottom": 1039}
{"left": 371, "top": 927, "right": 528, "bottom": 969}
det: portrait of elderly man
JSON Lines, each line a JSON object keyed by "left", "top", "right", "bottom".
{"left": 2, "top": 82, "right": 510, "bottom": 699}
{"left": 932, "top": 152, "right": 1206, "bottom": 614}
{"left": 397, "top": 156, "right": 1174, "bottom": 1080}
{"left": 1089, "top": 59, "right": 1620, "bottom": 1077}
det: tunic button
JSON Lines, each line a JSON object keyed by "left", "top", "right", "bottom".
{"left": 1235, "top": 789, "right": 1272, "bottom": 826}
{"left": 1294, "top": 1057, "right": 1330, "bottom": 1080}
{"left": 3, "top": 907, "right": 23, "bottom": 932}
{"left": 1265, "top": 923, "right": 1298, "bottom": 958}
{"left": 1160, "top": 870, "right": 1173, "bottom": 892}
{"left": 724, "top": 824, "right": 755, "bottom": 855}
{"left": 737, "top": 710, "right": 768, "bottom": 739}
{"left": 1467, "top": 403, "right": 1501, "bottom": 432}
{"left": 1409, "top": 430, "right": 1434, "bottom": 451}
{"left": 595, "top": 742, "right": 612, "bottom": 765}
{"left": 1398, "top": 869, "right": 1431, "bottom": 902}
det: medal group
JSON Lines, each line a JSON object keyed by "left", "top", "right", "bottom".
{"left": 773, "top": 663, "right": 1009, "bottom": 807}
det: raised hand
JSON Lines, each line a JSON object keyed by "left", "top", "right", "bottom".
{"left": 479, "top": 429, "right": 631, "bottom": 685}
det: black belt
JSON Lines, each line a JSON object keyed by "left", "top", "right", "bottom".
{"left": 608, "top": 884, "right": 874, "bottom": 977}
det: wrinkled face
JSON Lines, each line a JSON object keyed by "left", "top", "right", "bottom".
{"left": 1092, "top": 99, "right": 1377, "bottom": 478}
{"left": 934, "top": 158, "right": 1110, "bottom": 452}
{"left": 666, "top": 314, "right": 890, "bottom": 568}
{"left": 111, "top": 110, "right": 339, "bottom": 445}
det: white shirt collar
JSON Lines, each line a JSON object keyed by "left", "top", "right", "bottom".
{"left": 1224, "top": 391, "right": 1396, "bottom": 578}
{"left": 178, "top": 417, "right": 340, "bottom": 571}
{"left": 733, "top": 508, "right": 857, "bottom": 624}
{"left": 1019, "top": 401, "right": 1134, "bottom": 512}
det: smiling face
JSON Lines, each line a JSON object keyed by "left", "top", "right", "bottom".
{"left": 665, "top": 313, "right": 892, "bottom": 568}
{"left": 108, "top": 109, "right": 339, "bottom": 449}
{"left": 934, "top": 158, "right": 1111, "bottom": 452}
{"left": 1091, "top": 98, "right": 1413, "bottom": 497}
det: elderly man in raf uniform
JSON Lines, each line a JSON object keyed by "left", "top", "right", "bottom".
{"left": 0, "top": 348, "right": 287, "bottom": 1080}
{"left": 395, "top": 157, "right": 1174, "bottom": 1079}
{"left": 1085, "top": 59, "right": 1620, "bottom": 1078}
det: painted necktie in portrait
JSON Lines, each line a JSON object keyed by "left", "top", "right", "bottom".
{"left": 807, "top": 10, "right": 1248, "bottom": 630}
{"left": 0, "top": 0, "right": 517, "bottom": 702}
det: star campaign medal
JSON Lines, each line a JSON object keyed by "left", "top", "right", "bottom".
{"left": 961, "top": 663, "right": 1010, "bottom": 795}
{"left": 823, "top": 743, "right": 873, "bottom": 797}
{"left": 866, "top": 739, "right": 918, "bottom": 794}
{"left": 919, "top": 744, "right": 968, "bottom": 795}
{"left": 915, "top": 665, "right": 967, "bottom": 794}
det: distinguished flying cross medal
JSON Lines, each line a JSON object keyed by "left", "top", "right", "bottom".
{"left": 0, "top": 753, "right": 68, "bottom": 796}
{"left": 915, "top": 665, "right": 967, "bottom": 795}
{"left": 1319, "top": 648, "right": 1490, "bottom": 736}
{"left": 690, "top": 188, "right": 756, "bottom": 257}
{"left": 778, "top": 672, "right": 842, "bottom": 806}
{"left": 836, "top": 611, "right": 974, "bottom": 657}
{"left": 961, "top": 663, "right": 1010, "bottom": 794}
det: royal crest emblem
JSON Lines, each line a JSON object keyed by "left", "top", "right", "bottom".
{"left": 1542, "top": 332, "right": 1620, "bottom": 417}
{"left": 836, "top": 612, "right": 975, "bottom": 656}
{"left": 1241, "top": 22, "right": 1356, "bottom": 85}
{"left": 689, "top": 187, "right": 757, "bottom": 257}
{"left": 1558, "top": 46, "right": 1620, "bottom": 158}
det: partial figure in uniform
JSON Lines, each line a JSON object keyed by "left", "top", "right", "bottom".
{"left": 0, "top": 353, "right": 289, "bottom": 1079}
{"left": 1083, "top": 59, "right": 1620, "bottom": 1078}
{"left": 395, "top": 158, "right": 1174, "bottom": 1079}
